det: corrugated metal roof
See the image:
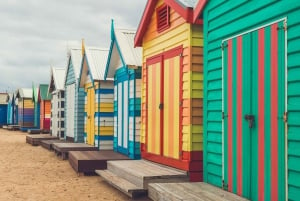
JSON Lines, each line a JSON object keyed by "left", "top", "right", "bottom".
{"left": 16, "top": 88, "right": 32, "bottom": 99}
{"left": 39, "top": 84, "right": 51, "bottom": 100}
{"left": 69, "top": 48, "right": 82, "bottom": 79}
{"left": 176, "top": 0, "right": 198, "bottom": 8}
{"left": 115, "top": 29, "right": 142, "bottom": 66}
{"left": 0, "top": 93, "right": 8, "bottom": 104}
{"left": 52, "top": 67, "right": 66, "bottom": 90}
{"left": 32, "top": 86, "right": 39, "bottom": 102}
{"left": 85, "top": 47, "right": 109, "bottom": 80}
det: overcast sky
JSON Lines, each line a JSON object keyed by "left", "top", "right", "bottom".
{"left": 0, "top": 0, "right": 147, "bottom": 92}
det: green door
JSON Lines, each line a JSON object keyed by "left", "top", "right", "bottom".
{"left": 223, "top": 20, "right": 286, "bottom": 201}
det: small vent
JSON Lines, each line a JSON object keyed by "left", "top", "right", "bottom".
{"left": 156, "top": 4, "right": 170, "bottom": 33}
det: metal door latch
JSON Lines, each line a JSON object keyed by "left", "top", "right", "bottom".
{"left": 244, "top": 114, "right": 255, "bottom": 128}
{"left": 159, "top": 103, "right": 163, "bottom": 110}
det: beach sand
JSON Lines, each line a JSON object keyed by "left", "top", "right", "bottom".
{"left": 0, "top": 128, "right": 131, "bottom": 201}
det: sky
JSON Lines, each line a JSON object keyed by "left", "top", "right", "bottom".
{"left": 0, "top": 0, "right": 147, "bottom": 92}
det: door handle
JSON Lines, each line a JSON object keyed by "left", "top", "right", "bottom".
{"left": 159, "top": 103, "right": 163, "bottom": 110}
{"left": 244, "top": 114, "right": 255, "bottom": 128}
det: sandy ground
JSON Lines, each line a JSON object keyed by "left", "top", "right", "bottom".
{"left": 0, "top": 128, "right": 131, "bottom": 201}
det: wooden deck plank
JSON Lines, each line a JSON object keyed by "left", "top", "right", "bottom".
{"left": 96, "top": 170, "right": 147, "bottom": 199}
{"left": 68, "top": 151, "right": 129, "bottom": 173}
{"left": 40, "top": 139, "right": 67, "bottom": 150}
{"left": 27, "top": 129, "right": 41, "bottom": 134}
{"left": 26, "top": 134, "right": 58, "bottom": 146}
{"left": 106, "top": 160, "right": 189, "bottom": 189}
{"left": 148, "top": 183, "right": 249, "bottom": 201}
{"left": 52, "top": 143, "right": 98, "bottom": 160}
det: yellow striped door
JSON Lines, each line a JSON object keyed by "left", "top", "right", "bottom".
{"left": 87, "top": 88, "right": 95, "bottom": 145}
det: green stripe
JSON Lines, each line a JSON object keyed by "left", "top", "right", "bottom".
{"left": 264, "top": 25, "right": 271, "bottom": 201}
{"left": 232, "top": 38, "right": 237, "bottom": 194}
{"left": 277, "top": 21, "right": 286, "bottom": 200}
{"left": 242, "top": 32, "right": 251, "bottom": 198}
{"left": 251, "top": 30, "right": 259, "bottom": 201}
{"left": 223, "top": 41, "right": 228, "bottom": 188}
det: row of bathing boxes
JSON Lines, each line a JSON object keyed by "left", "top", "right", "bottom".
{"left": 3, "top": 1, "right": 300, "bottom": 200}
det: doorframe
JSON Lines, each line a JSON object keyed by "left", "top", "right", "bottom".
{"left": 143, "top": 45, "right": 186, "bottom": 170}
{"left": 221, "top": 17, "right": 288, "bottom": 198}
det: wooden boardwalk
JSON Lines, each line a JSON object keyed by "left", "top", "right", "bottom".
{"left": 148, "top": 182, "right": 249, "bottom": 201}
{"left": 26, "top": 134, "right": 58, "bottom": 146}
{"left": 52, "top": 143, "right": 98, "bottom": 160}
{"left": 68, "top": 150, "right": 129, "bottom": 174}
{"left": 40, "top": 139, "right": 67, "bottom": 150}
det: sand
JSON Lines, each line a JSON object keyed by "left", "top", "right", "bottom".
{"left": 0, "top": 128, "right": 131, "bottom": 201}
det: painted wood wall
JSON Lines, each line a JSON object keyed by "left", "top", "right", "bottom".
{"left": 84, "top": 79, "right": 114, "bottom": 149}
{"left": 18, "top": 98, "right": 34, "bottom": 128}
{"left": 6, "top": 95, "right": 13, "bottom": 125}
{"left": 50, "top": 91, "right": 65, "bottom": 138}
{"left": 140, "top": 0, "right": 203, "bottom": 181}
{"left": 0, "top": 104, "right": 8, "bottom": 126}
{"left": 65, "top": 60, "right": 85, "bottom": 142}
{"left": 40, "top": 100, "right": 51, "bottom": 131}
{"left": 203, "top": 1, "right": 300, "bottom": 200}
{"left": 113, "top": 67, "right": 142, "bottom": 159}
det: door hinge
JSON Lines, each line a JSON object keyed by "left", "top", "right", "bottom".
{"left": 222, "top": 112, "right": 228, "bottom": 119}
{"left": 284, "top": 112, "right": 288, "bottom": 123}
{"left": 179, "top": 53, "right": 183, "bottom": 57}
{"left": 221, "top": 43, "right": 228, "bottom": 50}
{"left": 179, "top": 151, "right": 183, "bottom": 157}
{"left": 222, "top": 180, "right": 228, "bottom": 191}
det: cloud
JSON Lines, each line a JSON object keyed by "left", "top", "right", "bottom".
{"left": 0, "top": 0, "right": 147, "bottom": 92}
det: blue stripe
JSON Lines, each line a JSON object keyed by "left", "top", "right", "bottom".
{"left": 95, "top": 135, "right": 114, "bottom": 140}
{"left": 95, "top": 88, "right": 114, "bottom": 94}
{"left": 95, "top": 112, "right": 114, "bottom": 117}
{"left": 129, "top": 111, "right": 141, "bottom": 116}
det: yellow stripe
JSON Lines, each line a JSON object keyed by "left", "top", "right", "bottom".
{"left": 173, "top": 56, "right": 180, "bottom": 159}
{"left": 155, "top": 65, "right": 161, "bottom": 155}
{"left": 163, "top": 59, "right": 169, "bottom": 157}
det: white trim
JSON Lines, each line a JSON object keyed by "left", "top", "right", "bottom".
{"left": 284, "top": 18, "right": 288, "bottom": 201}
{"left": 222, "top": 17, "right": 287, "bottom": 43}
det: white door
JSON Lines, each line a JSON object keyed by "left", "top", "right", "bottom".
{"left": 66, "top": 84, "right": 75, "bottom": 138}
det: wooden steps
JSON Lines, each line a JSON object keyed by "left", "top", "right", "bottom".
{"left": 96, "top": 160, "right": 189, "bottom": 199}
{"left": 40, "top": 139, "right": 67, "bottom": 150}
{"left": 148, "top": 182, "right": 249, "bottom": 201}
{"left": 52, "top": 143, "right": 98, "bottom": 160}
{"left": 7, "top": 125, "right": 20, "bottom": 131}
{"left": 68, "top": 150, "right": 129, "bottom": 174}
{"left": 96, "top": 169, "right": 147, "bottom": 199}
{"left": 27, "top": 129, "right": 41, "bottom": 134}
{"left": 26, "top": 134, "right": 58, "bottom": 146}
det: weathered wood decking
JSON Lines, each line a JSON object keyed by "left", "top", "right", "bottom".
{"left": 40, "top": 139, "right": 67, "bottom": 150}
{"left": 68, "top": 150, "right": 129, "bottom": 174}
{"left": 148, "top": 182, "right": 249, "bottom": 201}
{"left": 52, "top": 143, "right": 98, "bottom": 160}
{"left": 26, "top": 134, "right": 58, "bottom": 146}
{"left": 96, "top": 160, "right": 189, "bottom": 198}
{"left": 27, "top": 129, "right": 41, "bottom": 134}
{"left": 7, "top": 125, "right": 20, "bottom": 130}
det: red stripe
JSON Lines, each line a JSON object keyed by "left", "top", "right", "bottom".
{"left": 258, "top": 28, "right": 265, "bottom": 201}
{"left": 271, "top": 23, "right": 279, "bottom": 201}
{"left": 237, "top": 36, "right": 243, "bottom": 196}
{"left": 227, "top": 39, "right": 233, "bottom": 192}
